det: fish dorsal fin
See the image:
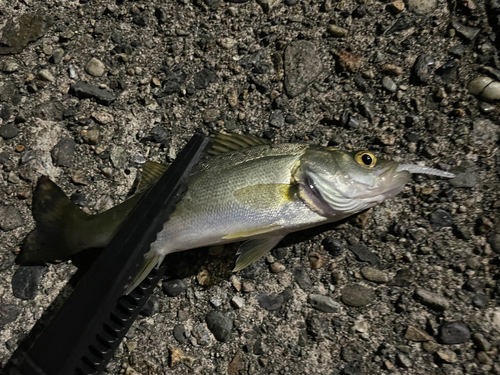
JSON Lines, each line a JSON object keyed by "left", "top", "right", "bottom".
{"left": 233, "top": 235, "right": 285, "bottom": 272}
{"left": 136, "top": 161, "right": 168, "bottom": 192}
{"left": 208, "top": 132, "right": 272, "bottom": 156}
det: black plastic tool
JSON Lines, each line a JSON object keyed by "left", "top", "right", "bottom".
{"left": 16, "top": 133, "right": 211, "bottom": 375}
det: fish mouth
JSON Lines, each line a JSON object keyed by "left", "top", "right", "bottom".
{"left": 358, "top": 162, "right": 411, "bottom": 201}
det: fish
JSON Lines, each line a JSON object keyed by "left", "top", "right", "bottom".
{"left": 18, "top": 133, "right": 455, "bottom": 293}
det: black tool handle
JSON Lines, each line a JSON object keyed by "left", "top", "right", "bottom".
{"left": 17, "top": 133, "right": 211, "bottom": 375}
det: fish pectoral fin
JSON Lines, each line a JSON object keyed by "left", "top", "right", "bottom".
{"left": 234, "top": 184, "right": 297, "bottom": 211}
{"left": 135, "top": 161, "right": 169, "bottom": 193}
{"left": 232, "top": 235, "right": 285, "bottom": 272}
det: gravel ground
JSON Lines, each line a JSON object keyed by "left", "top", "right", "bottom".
{"left": 1, "top": 0, "right": 500, "bottom": 374}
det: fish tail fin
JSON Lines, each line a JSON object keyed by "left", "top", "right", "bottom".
{"left": 124, "top": 251, "right": 165, "bottom": 295}
{"left": 17, "top": 176, "right": 88, "bottom": 265}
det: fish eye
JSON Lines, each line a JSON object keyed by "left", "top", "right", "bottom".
{"left": 355, "top": 151, "right": 377, "bottom": 168}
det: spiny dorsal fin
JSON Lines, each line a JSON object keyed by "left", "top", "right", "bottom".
{"left": 136, "top": 161, "right": 168, "bottom": 192}
{"left": 208, "top": 132, "right": 272, "bottom": 156}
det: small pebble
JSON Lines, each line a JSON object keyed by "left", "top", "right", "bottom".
{"left": 361, "top": 266, "right": 389, "bottom": 284}
{"left": 0, "top": 123, "right": 19, "bottom": 139}
{"left": 487, "top": 234, "right": 500, "bottom": 254}
{"left": 3, "top": 62, "right": 19, "bottom": 73}
{"left": 429, "top": 209, "right": 454, "bottom": 231}
{"left": 437, "top": 349, "right": 457, "bottom": 363}
{"left": 162, "top": 279, "right": 187, "bottom": 297}
{"left": 253, "top": 338, "right": 269, "bottom": 355}
{"left": 256, "top": 294, "right": 284, "bottom": 311}
{"left": 334, "top": 49, "right": 363, "bottom": 73}
{"left": 82, "top": 128, "right": 100, "bottom": 145}
{"left": 382, "top": 76, "right": 397, "bottom": 93}
{"left": 396, "top": 353, "right": 412, "bottom": 368}
{"left": 468, "top": 76, "right": 500, "bottom": 102}
{"left": 472, "top": 294, "right": 487, "bottom": 308}
{"left": 423, "top": 341, "right": 439, "bottom": 353}
{"left": 414, "top": 288, "right": 450, "bottom": 311}
{"left": 348, "top": 243, "right": 379, "bottom": 265}
{"left": 205, "top": 310, "right": 233, "bottom": 343}
{"left": 270, "top": 262, "right": 286, "bottom": 273}
{"left": 231, "top": 296, "right": 245, "bottom": 309}
{"left": 472, "top": 333, "right": 491, "bottom": 351}
{"left": 92, "top": 111, "right": 114, "bottom": 125}
{"left": 219, "top": 37, "right": 238, "bottom": 49}
{"left": 404, "top": 325, "right": 434, "bottom": 342}
{"left": 293, "top": 267, "right": 311, "bottom": 290}
{"left": 231, "top": 276, "right": 241, "bottom": 291}
{"left": 173, "top": 324, "right": 188, "bottom": 344}
{"left": 192, "top": 325, "right": 211, "bottom": 346}
{"left": 439, "top": 321, "right": 471, "bottom": 344}
{"left": 68, "top": 64, "right": 78, "bottom": 79}
{"left": 308, "top": 294, "right": 340, "bottom": 313}
{"left": 126, "top": 341, "right": 137, "bottom": 352}
{"left": 11, "top": 266, "right": 46, "bottom": 300}
{"left": 381, "top": 64, "right": 403, "bottom": 76}
{"left": 38, "top": 69, "right": 55, "bottom": 82}
{"left": 322, "top": 237, "right": 344, "bottom": 257}
{"left": 202, "top": 108, "right": 220, "bottom": 123}
{"left": 411, "top": 54, "right": 434, "bottom": 85}
{"left": 51, "top": 138, "right": 76, "bottom": 167}
{"left": 42, "top": 44, "right": 53, "bottom": 56}
{"left": 242, "top": 282, "right": 254, "bottom": 293}
{"left": 452, "top": 20, "right": 480, "bottom": 41}
{"left": 308, "top": 252, "right": 325, "bottom": 269}
{"left": 110, "top": 146, "right": 127, "bottom": 168}
{"left": 476, "top": 351, "right": 493, "bottom": 365}
{"left": 269, "top": 110, "right": 284, "bottom": 128}
{"left": 85, "top": 57, "right": 106, "bottom": 77}
{"left": 341, "top": 284, "right": 375, "bottom": 307}
{"left": 405, "top": 0, "right": 436, "bottom": 14}
{"left": 353, "top": 318, "right": 370, "bottom": 333}
{"left": 169, "top": 345, "right": 196, "bottom": 368}
{"left": 327, "top": 25, "right": 348, "bottom": 37}
{"left": 72, "top": 81, "right": 116, "bottom": 105}
{"left": 51, "top": 48, "right": 65, "bottom": 64}
{"left": 387, "top": 0, "right": 405, "bottom": 13}
{"left": 197, "top": 267, "right": 210, "bottom": 286}
{"left": 0, "top": 305, "right": 20, "bottom": 329}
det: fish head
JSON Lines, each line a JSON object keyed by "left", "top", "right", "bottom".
{"left": 294, "top": 147, "right": 412, "bottom": 218}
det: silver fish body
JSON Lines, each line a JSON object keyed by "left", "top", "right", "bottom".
{"left": 18, "top": 134, "right": 454, "bottom": 293}
{"left": 132, "top": 141, "right": 418, "bottom": 292}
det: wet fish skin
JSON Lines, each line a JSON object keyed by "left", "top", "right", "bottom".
{"left": 17, "top": 133, "right": 453, "bottom": 294}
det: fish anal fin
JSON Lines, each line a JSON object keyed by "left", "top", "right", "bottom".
{"left": 234, "top": 183, "right": 297, "bottom": 211}
{"left": 124, "top": 251, "right": 164, "bottom": 295}
{"left": 232, "top": 236, "right": 285, "bottom": 272}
